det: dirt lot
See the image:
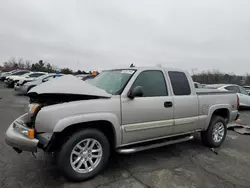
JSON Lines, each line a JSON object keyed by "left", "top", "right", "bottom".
{"left": 1, "top": 82, "right": 250, "bottom": 188}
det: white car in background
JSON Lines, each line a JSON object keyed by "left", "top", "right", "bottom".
{"left": 243, "top": 86, "right": 250, "bottom": 94}
{"left": 5, "top": 70, "right": 31, "bottom": 87}
{"left": 16, "top": 72, "right": 48, "bottom": 86}
{"left": 204, "top": 84, "right": 250, "bottom": 107}
{"left": 0, "top": 69, "right": 20, "bottom": 81}
{"left": 14, "top": 73, "right": 63, "bottom": 95}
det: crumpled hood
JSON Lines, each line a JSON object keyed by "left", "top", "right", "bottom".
{"left": 28, "top": 75, "right": 111, "bottom": 98}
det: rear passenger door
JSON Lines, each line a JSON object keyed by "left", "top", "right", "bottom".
{"left": 168, "top": 71, "right": 199, "bottom": 134}
{"left": 121, "top": 70, "right": 174, "bottom": 144}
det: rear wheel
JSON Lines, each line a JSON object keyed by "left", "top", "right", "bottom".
{"left": 57, "top": 129, "right": 110, "bottom": 182}
{"left": 201, "top": 116, "right": 227, "bottom": 148}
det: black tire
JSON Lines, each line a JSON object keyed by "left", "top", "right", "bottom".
{"left": 57, "top": 129, "right": 110, "bottom": 182}
{"left": 201, "top": 115, "right": 227, "bottom": 148}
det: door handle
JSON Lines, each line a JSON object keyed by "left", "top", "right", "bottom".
{"left": 164, "top": 101, "right": 173, "bottom": 108}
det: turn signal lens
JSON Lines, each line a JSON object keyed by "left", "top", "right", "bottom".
{"left": 28, "top": 129, "right": 35, "bottom": 139}
{"left": 31, "top": 104, "right": 40, "bottom": 114}
{"left": 28, "top": 104, "right": 40, "bottom": 115}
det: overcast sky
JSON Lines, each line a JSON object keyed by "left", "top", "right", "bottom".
{"left": 0, "top": 0, "right": 249, "bottom": 74}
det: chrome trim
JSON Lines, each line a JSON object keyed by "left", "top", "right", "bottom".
{"left": 123, "top": 119, "right": 174, "bottom": 132}
{"left": 123, "top": 116, "right": 206, "bottom": 132}
{"left": 175, "top": 116, "right": 198, "bottom": 125}
{"left": 117, "top": 135, "right": 194, "bottom": 154}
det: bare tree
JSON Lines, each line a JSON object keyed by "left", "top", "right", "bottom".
{"left": 25, "top": 60, "right": 31, "bottom": 69}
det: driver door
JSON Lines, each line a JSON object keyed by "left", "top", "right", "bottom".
{"left": 121, "top": 70, "right": 174, "bottom": 145}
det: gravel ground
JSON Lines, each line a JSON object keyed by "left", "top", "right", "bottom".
{"left": 1, "top": 82, "right": 250, "bottom": 188}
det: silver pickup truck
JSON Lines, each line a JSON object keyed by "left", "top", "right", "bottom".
{"left": 5, "top": 67, "right": 239, "bottom": 181}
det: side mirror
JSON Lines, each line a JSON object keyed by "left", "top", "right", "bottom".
{"left": 42, "top": 78, "right": 48, "bottom": 82}
{"left": 128, "top": 86, "right": 143, "bottom": 99}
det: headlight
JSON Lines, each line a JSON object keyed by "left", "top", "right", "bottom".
{"left": 13, "top": 121, "right": 35, "bottom": 139}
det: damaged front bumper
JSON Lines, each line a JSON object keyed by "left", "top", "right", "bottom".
{"left": 5, "top": 113, "right": 53, "bottom": 153}
{"left": 5, "top": 113, "right": 38, "bottom": 152}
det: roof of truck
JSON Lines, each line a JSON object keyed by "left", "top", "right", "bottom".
{"left": 109, "top": 67, "right": 186, "bottom": 73}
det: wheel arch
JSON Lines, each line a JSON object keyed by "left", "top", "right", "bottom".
{"left": 47, "top": 118, "right": 120, "bottom": 152}
{"left": 206, "top": 105, "right": 230, "bottom": 129}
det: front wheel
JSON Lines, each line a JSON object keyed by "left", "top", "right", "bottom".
{"left": 57, "top": 129, "right": 110, "bottom": 182}
{"left": 201, "top": 116, "right": 227, "bottom": 148}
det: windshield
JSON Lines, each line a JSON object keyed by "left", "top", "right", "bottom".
{"left": 90, "top": 70, "right": 135, "bottom": 94}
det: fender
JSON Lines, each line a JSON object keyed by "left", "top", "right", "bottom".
{"left": 205, "top": 104, "right": 230, "bottom": 129}
{"left": 53, "top": 112, "right": 122, "bottom": 146}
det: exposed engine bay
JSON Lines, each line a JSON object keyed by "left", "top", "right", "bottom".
{"left": 28, "top": 93, "right": 108, "bottom": 106}
{"left": 27, "top": 75, "right": 111, "bottom": 106}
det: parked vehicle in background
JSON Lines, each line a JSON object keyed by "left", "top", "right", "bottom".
{"left": 203, "top": 84, "right": 224, "bottom": 89}
{"left": 194, "top": 82, "right": 202, "bottom": 88}
{"left": 15, "top": 72, "right": 48, "bottom": 89}
{"left": 0, "top": 69, "right": 20, "bottom": 81}
{"left": 201, "top": 84, "right": 206, "bottom": 88}
{"left": 204, "top": 84, "right": 250, "bottom": 108}
{"left": 4, "top": 70, "right": 31, "bottom": 87}
{"left": 14, "top": 73, "right": 63, "bottom": 95}
{"left": 5, "top": 67, "right": 239, "bottom": 181}
{"left": 76, "top": 74, "right": 96, "bottom": 82}
{"left": 243, "top": 86, "right": 250, "bottom": 94}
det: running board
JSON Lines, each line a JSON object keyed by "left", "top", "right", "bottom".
{"left": 116, "top": 135, "right": 194, "bottom": 154}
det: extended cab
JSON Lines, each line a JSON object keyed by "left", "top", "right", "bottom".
{"left": 5, "top": 67, "right": 239, "bottom": 181}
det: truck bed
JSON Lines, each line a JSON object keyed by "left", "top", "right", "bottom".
{"left": 196, "top": 88, "right": 235, "bottom": 95}
{"left": 196, "top": 88, "right": 238, "bottom": 127}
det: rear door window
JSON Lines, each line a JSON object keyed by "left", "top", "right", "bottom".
{"left": 168, "top": 71, "right": 191, "bottom": 95}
